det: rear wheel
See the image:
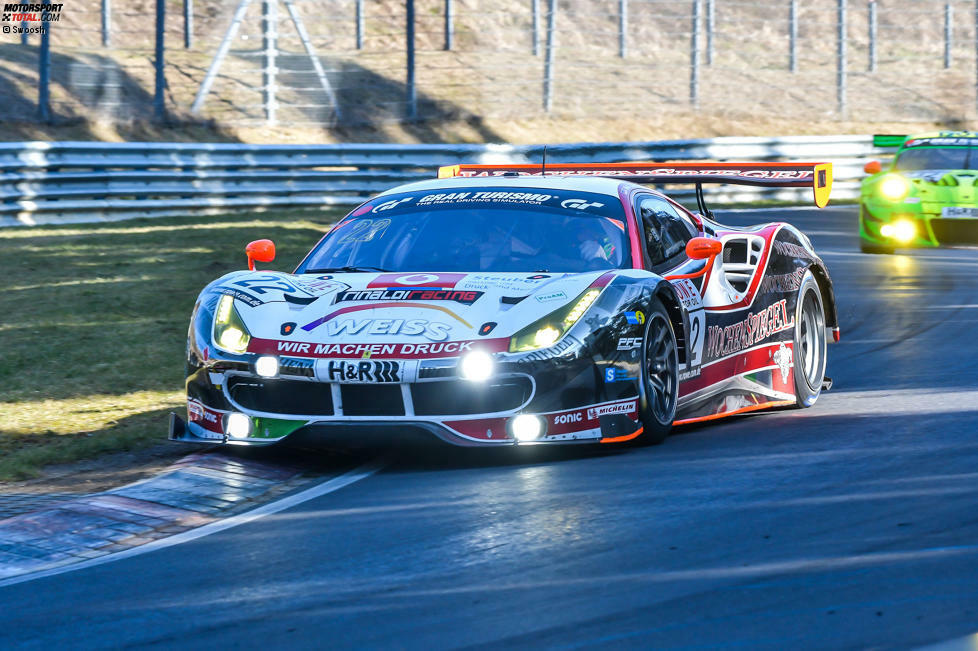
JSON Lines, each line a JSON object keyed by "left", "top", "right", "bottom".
{"left": 638, "top": 300, "right": 679, "bottom": 444}
{"left": 793, "top": 271, "right": 827, "bottom": 407}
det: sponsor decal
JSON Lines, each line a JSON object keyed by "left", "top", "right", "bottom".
{"left": 671, "top": 278, "right": 702, "bottom": 310}
{"left": 325, "top": 359, "right": 402, "bottom": 383}
{"left": 679, "top": 367, "right": 702, "bottom": 381}
{"left": 552, "top": 411, "right": 584, "bottom": 426}
{"left": 187, "top": 399, "right": 223, "bottom": 433}
{"left": 587, "top": 400, "right": 637, "bottom": 420}
{"left": 313, "top": 317, "right": 451, "bottom": 341}
{"left": 292, "top": 276, "right": 349, "bottom": 296}
{"left": 773, "top": 240, "right": 815, "bottom": 261}
{"left": 561, "top": 198, "right": 605, "bottom": 210}
{"left": 371, "top": 197, "right": 412, "bottom": 213}
{"left": 281, "top": 322, "right": 296, "bottom": 336}
{"left": 527, "top": 274, "right": 551, "bottom": 280}
{"left": 216, "top": 287, "right": 263, "bottom": 307}
{"left": 905, "top": 136, "right": 978, "bottom": 148}
{"left": 255, "top": 337, "right": 508, "bottom": 359}
{"left": 517, "top": 335, "right": 581, "bottom": 363}
{"left": 456, "top": 169, "right": 813, "bottom": 180}
{"left": 280, "top": 356, "right": 314, "bottom": 376}
{"left": 759, "top": 267, "right": 806, "bottom": 295}
{"left": 705, "top": 298, "right": 794, "bottom": 360}
{"left": 335, "top": 288, "right": 483, "bottom": 305}
{"left": 338, "top": 218, "right": 390, "bottom": 243}
{"left": 617, "top": 337, "right": 642, "bottom": 351}
{"left": 773, "top": 342, "right": 792, "bottom": 383}
{"left": 535, "top": 290, "right": 567, "bottom": 304}
{"left": 625, "top": 310, "right": 645, "bottom": 325}
{"left": 367, "top": 273, "right": 466, "bottom": 289}
{"left": 604, "top": 367, "right": 635, "bottom": 383}
{"left": 457, "top": 273, "right": 557, "bottom": 292}
{"left": 479, "top": 321, "right": 497, "bottom": 336}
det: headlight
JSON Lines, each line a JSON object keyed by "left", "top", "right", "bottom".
{"left": 879, "top": 174, "right": 910, "bottom": 201}
{"left": 880, "top": 219, "right": 916, "bottom": 243}
{"left": 459, "top": 351, "right": 494, "bottom": 382}
{"left": 509, "top": 287, "right": 602, "bottom": 352}
{"left": 213, "top": 295, "right": 252, "bottom": 354}
{"left": 255, "top": 355, "right": 279, "bottom": 378}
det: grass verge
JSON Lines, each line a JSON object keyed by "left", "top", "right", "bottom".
{"left": 0, "top": 210, "right": 345, "bottom": 481}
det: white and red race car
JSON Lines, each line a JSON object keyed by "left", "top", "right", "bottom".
{"left": 170, "top": 161, "right": 838, "bottom": 447}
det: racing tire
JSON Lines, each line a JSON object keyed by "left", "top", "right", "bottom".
{"left": 859, "top": 240, "right": 895, "bottom": 255}
{"left": 637, "top": 300, "right": 679, "bottom": 444}
{"left": 793, "top": 271, "right": 827, "bottom": 408}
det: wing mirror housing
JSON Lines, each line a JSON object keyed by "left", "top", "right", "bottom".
{"left": 685, "top": 237, "right": 722, "bottom": 260}
{"left": 864, "top": 160, "right": 882, "bottom": 175}
{"left": 245, "top": 239, "right": 276, "bottom": 271}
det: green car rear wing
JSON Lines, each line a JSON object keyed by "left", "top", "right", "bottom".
{"left": 872, "top": 135, "right": 907, "bottom": 148}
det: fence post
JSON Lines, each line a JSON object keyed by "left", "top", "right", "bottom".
{"left": 356, "top": 0, "right": 364, "bottom": 49}
{"left": 21, "top": 20, "right": 28, "bottom": 45}
{"left": 444, "top": 0, "right": 453, "bottom": 50}
{"left": 691, "top": 0, "right": 701, "bottom": 108}
{"left": 706, "top": 0, "right": 714, "bottom": 65}
{"left": 619, "top": 0, "right": 627, "bottom": 58}
{"left": 868, "top": 0, "right": 876, "bottom": 72}
{"left": 262, "top": 0, "right": 277, "bottom": 124}
{"left": 407, "top": 0, "right": 417, "bottom": 119}
{"left": 38, "top": 0, "right": 51, "bottom": 122}
{"left": 789, "top": 0, "right": 797, "bottom": 72}
{"left": 532, "top": 0, "right": 540, "bottom": 55}
{"left": 184, "top": 0, "right": 193, "bottom": 48}
{"left": 101, "top": 0, "right": 111, "bottom": 47}
{"left": 543, "top": 0, "right": 556, "bottom": 111}
{"left": 837, "top": 0, "right": 846, "bottom": 117}
{"left": 945, "top": 3, "right": 953, "bottom": 68}
{"left": 154, "top": 0, "right": 166, "bottom": 120}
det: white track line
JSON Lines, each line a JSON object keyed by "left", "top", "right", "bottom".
{"left": 0, "top": 458, "right": 385, "bottom": 589}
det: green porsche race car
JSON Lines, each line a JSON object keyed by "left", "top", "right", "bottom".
{"left": 860, "top": 131, "right": 978, "bottom": 254}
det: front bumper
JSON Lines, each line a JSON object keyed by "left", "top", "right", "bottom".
{"left": 861, "top": 202, "right": 978, "bottom": 248}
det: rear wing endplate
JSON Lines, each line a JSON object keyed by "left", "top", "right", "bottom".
{"left": 437, "top": 161, "right": 833, "bottom": 208}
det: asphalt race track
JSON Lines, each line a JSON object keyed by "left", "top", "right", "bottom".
{"left": 3, "top": 205, "right": 978, "bottom": 649}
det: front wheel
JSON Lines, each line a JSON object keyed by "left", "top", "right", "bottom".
{"left": 793, "top": 271, "right": 827, "bottom": 407}
{"left": 638, "top": 300, "right": 679, "bottom": 444}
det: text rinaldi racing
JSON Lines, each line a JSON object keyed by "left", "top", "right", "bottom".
{"left": 861, "top": 131, "right": 978, "bottom": 253}
{"left": 170, "top": 161, "right": 839, "bottom": 448}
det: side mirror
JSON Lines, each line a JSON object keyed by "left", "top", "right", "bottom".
{"left": 864, "top": 160, "right": 882, "bottom": 175}
{"left": 685, "top": 237, "right": 722, "bottom": 260}
{"left": 245, "top": 239, "right": 276, "bottom": 271}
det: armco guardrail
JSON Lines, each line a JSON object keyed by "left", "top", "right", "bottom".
{"left": 0, "top": 136, "right": 888, "bottom": 227}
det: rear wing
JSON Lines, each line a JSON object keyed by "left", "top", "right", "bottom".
{"left": 873, "top": 134, "right": 907, "bottom": 148}
{"left": 437, "top": 161, "right": 833, "bottom": 208}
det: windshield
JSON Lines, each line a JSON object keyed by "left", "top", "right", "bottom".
{"left": 894, "top": 147, "right": 975, "bottom": 171}
{"left": 298, "top": 187, "right": 630, "bottom": 274}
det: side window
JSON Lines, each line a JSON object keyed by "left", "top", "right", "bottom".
{"left": 637, "top": 196, "right": 696, "bottom": 268}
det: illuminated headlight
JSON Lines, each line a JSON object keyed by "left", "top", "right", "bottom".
{"left": 533, "top": 326, "right": 561, "bottom": 348}
{"left": 880, "top": 219, "right": 916, "bottom": 243}
{"left": 460, "top": 351, "right": 494, "bottom": 382}
{"left": 879, "top": 175, "right": 910, "bottom": 201}
{"left": 255, "top": 355, "right": 279, "bottom": 378}
{"left": 226, "top": 412, "right": 252, "bottom": 438}
{"left": 509, "top": 287, "right": 603, "bottom": 352}
{"left": 511, "top": 414, "right": 544, "bottom": 442}
{"left": 213, "top": 295, "right": 251, "bottom": 354}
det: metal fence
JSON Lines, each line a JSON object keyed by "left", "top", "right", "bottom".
{"left": 0, "top": 135, "right": 890, "bottom": 226}
{"left": 2, "top": 0, "right": 978, "bottom": 129}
